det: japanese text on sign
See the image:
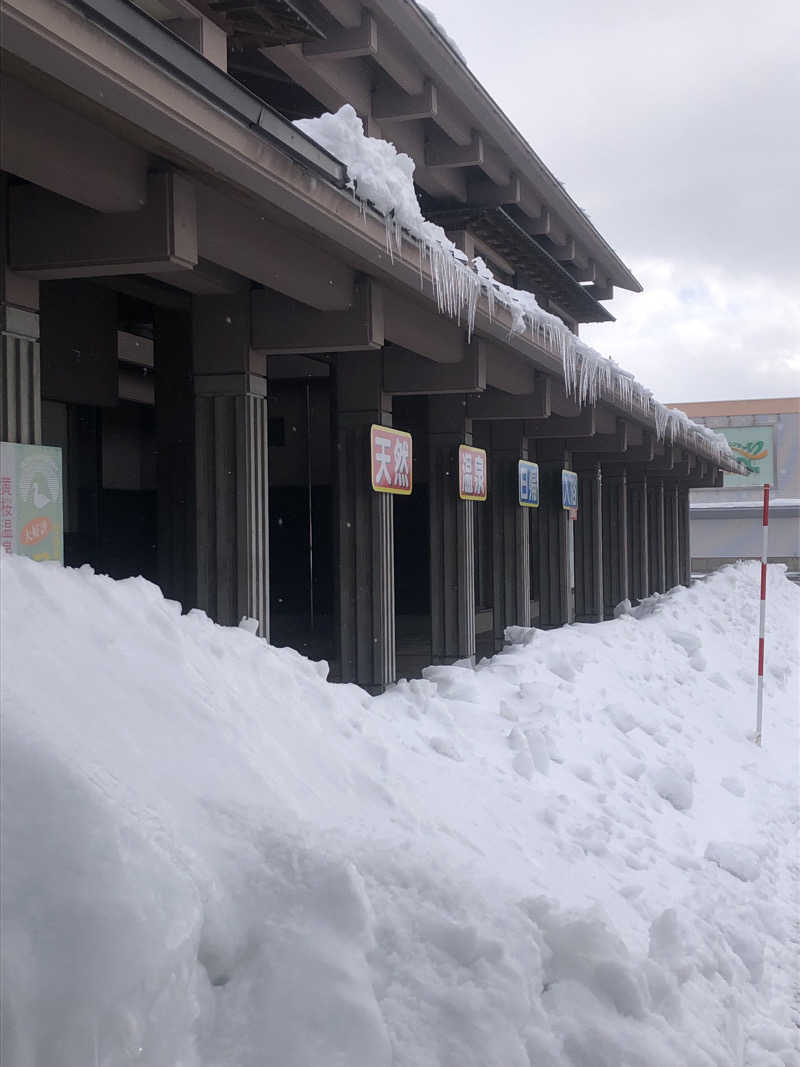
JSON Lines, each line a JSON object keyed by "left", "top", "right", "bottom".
{"left": 561, "top": 469, "right": 578, "bottom": 511}
{"left": 518, "top": 460, "right": 539, "bottom": 508}
{"left": 0, "top": 443, "right": 64, "bottom": 562}
{"left": 370, "top": 425, "right": 413, "bottom": 495}
{"left": 459, "top": 445, "right": 487, "bottom": 501}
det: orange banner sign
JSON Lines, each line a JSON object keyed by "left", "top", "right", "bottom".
{"left": 370, "top": 425, "right": 413, "bottom": 495}
{"left": 458, "top": 444, "right": 487, "bottom": 501}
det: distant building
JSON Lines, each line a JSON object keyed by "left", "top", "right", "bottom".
{"left": 669, "top": 399, "right": 800, "bottom": 577}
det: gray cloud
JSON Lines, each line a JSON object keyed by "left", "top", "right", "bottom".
{"left": 423, "top": 0, "right": 800, "bottom": 401}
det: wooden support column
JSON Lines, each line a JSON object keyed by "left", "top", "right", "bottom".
{"left": 647, "top": 478, "right": 667, "bottom": 594}
{"left": 154, "top": 307, "right": 195, "bottom": 611}
{"left": 192, "top": 293, "right": 269, "bottom": 636}
{"left": 1, "top": 177, "right": 41, "bottom": 444}
{"left": 678, "top": 483, "right": 691, "bottom": 586}
{"left": 574, "top": 462, "right": 603, "bottom": 622}
{"left": 601, "top": 466, "right": 629, "bottom": 617}
{"left": 334, "top": 352, "right": 395, "bottom": 691}
{"left": 627, "top": 471, "right": 649, "bottom": 603}
{"left": 531, "top": 443, "right": 573, "bottom": 628}
{"left": 429, "top": 395, "right": 476, "bottom": 662}
{"left": 489, "top": 421, "right": 531, "bottom": 650}
{"left": 664, "top": 481, "right": 681, "bottom": 590}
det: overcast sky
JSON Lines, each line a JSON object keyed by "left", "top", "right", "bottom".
{"left": 424, "top": 0, "right": 800, "bottom": 404}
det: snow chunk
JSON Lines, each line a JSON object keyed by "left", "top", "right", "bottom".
{"left": 651, "top": 765, "right": 694, "bottom": 811}
{"left": 705, "top": 841, "right": 760, "bottom": 882}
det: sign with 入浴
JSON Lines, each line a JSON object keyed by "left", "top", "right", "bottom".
{"left": 458, "top": 444, "right": 487, "bottom": 501}
{"left": 518, "top": 460, "right": 539, "bottom": 507}
{"left": 370, "top": 425, "right": 413, "bottom": 495}
{"left": 561, "top": 469, "right": 578, "bottom": 511}
{"left": 0, "top": 442, "right": 64, "bottom": 562}
{"left": 719, "top": 426, "right": 774, "bottom": 488}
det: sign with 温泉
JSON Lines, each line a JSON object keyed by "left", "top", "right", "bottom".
{"left": 370, "top": 425, "right": 413, "bottom": 495}
{"left": 0, "top": 442, "right": 63, "bottom": 562}
{"left": 458, "top": 445, "right": 487, "bottom": 501}
{"left": 561, "top": 469, "right": 578, "bottom": 511}
{"left": 719, "top": 427, "right": 774, "bottom": 488}
{"left": 518, "top": 460, "right": 539, "bottom": 507}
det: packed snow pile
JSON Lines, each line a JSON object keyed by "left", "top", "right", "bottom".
{"left": 294, "top": 104, "right": 736, "bottom": 467}
{"left": 2, "top": 555, "right": 798, "bottom": 1066}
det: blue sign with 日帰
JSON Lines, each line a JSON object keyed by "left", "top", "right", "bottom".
{"left": 561, "top": 469, "right": 578, "bottom": 510}
{"left": 518, "top": 460, "right": 539, "bottom": 507}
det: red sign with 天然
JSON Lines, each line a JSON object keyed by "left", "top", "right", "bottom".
{"left": 458, "top": 444, "right": 487, "bottom": 501}
{"left": 370, "top": 425, "right": 413, "bottom": 495}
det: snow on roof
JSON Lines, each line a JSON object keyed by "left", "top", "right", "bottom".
{"left": 294, "top": 106, "right": 737, "bottom": 468}
{"left": 414, "top": 2, "right": 469, "bottom": 65}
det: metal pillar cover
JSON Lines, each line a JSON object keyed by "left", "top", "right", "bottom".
{"left": 192, "top": 293, "right": 270, "bottom": 637}
{"left": 574, "top": 462, "right": 603, "bottom": 622}
{"left": 664, "top": 480, "right": 681, "bottom": 590}
{"left": 678, "top": 484, "right": 691, "bottom": 586}
{"left": 647, "top": 478, "right": 667, "bottom": 594}
{"left": 429, "top": 394, "right": 476, "bottom": 662}
{"left": 334, "top": 352, "right": 395, "bottom": 691}
{"left": 627, "top": 471, "right": 649, "bottom": 603}
{"left": 489, "top": 422, "right": 531, "bottom": 650}
{"left": 532, "top": 453, "right": 573, "bottom": 628}
{"left": 602, "top": 467, "right": 629, "bottom": 617}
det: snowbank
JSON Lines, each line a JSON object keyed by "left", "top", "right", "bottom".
{"left": 1, "top": 555, "right": 798, "bottom": 1066}
{"left": 294, "top": 104, "right": 736, "bottom": 467}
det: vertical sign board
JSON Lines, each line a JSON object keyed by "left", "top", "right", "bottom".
{"left": 718, "top": 426, "right": 774, "bottom": 488}
{"left": 0, "top": 443, "right": 64, "bottom": 562}
{"left": 370, "top": 425, "right": 413, "bottom": 494}
{"left": 562, "top": 469, "right": 578, "bottom": 520}
{"left": 458, "top": 445, "right": 487, "bottom": 501}
{"left": 518, "top": 460, "right": 540, "bottom": 507}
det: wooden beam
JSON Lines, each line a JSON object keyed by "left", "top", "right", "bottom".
{"left": 552, "top": 238, "right": 576, "bottom": 262}
{"left": 383, "top": 341, "right": 485, "bottom": 394}
{"left": 466, "top": 382, "right": 548, "bottom": 420}
{"left": 526, "top": 407, "right": 597, "bottom": 439}
{"left": 195, "top": 184, "right": 354, "bottom": 311}
{"left": 251, "top": 278, "right": 382, "bottom": 353}
{"left": 150, "top": 258, "right": 246, "bottom": 295}
{"left": 373, "top": 79, "right": 437, "bottom": 121}
{"left": 567, "top": 418, "right": 628, "bottom": 453}
{"left": 623, "top": 432, "right": 656, "bottom": 463}
{"left": 467, "top": 174, "right": 521, "bottom": 207}
{"left": 8, "top": 172, "right": 197, "bottom": 278}
{"left": 484, "top": 342, "right": 538, "bottom": 395}
{"left": 383, "top": 288, "right": 466, "bottom": 364}
{"left": 425, "top": 130, "right": 484, "bottom": 169}
{"left": 303, "top": 11, "right": 377, "bottom": 58}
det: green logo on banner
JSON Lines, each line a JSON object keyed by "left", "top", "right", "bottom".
{"left": 0, "top": 443, "right": 64, "bottom": 563}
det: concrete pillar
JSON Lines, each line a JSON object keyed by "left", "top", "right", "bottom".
{"left": 602, "top": 466, "right": 629, "bottom": 616}
{"left": 627, "top": 470, "right": 649, "bottom": 603}
{"left": 574, "top": 461, "right": 603, "bottom": 622}
{"left": 334, "top": 352, "right": 395, "bottom": 691}
{"left": 192, "top": 293, "right": 269, "bottom": 636}
{"left": 1, "top": 176, "right": 41, "bottom": 444}
{"left": 647, "top": 478, "right": 667, "bottom": 594}
{"left": 678, "top": 483, "right": 691, "bottom": 586}
{"left": 429, "top": 394, "right": 476, "bottom": 662}
{"left": 489, "top": 421, "right": 531, "bottom": 650}
{"left": 664, "top": 480, "right": 681, "bottom": 590}
{"left": 531, "top": 446, "right": 573, "bottom": 628}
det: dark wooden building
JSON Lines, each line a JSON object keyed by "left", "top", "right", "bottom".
{"left": 0, "top": 0, "right": 742, "bottom": 689}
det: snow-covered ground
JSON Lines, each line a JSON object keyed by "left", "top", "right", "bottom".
{"left": 1, "top": 554, "right": 798, "bottom": 1066}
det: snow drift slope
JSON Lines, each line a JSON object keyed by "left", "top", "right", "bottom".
{"left": 1, "top": 556, "right": 798, "bottom": 1066}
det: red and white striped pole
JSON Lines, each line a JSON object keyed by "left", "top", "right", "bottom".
{"left": 755, "top": 483, "right": 770, "bottom": 746}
